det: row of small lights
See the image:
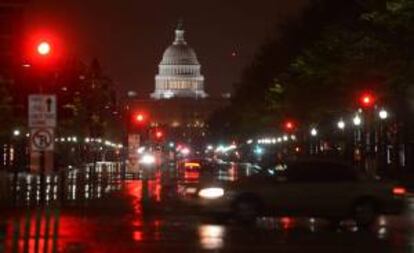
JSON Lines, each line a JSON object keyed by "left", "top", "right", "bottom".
{"left": 206, "top": 108, "right": 389, "bottom": 154}
{"left": 256, "top": 135, "right": 297, "bottom": 145}
{"left": 60, "top": 137, "right": 123, "bottom": 148}
{"left": 12, "top": 130, "right": 123, "bottom": 149}
{"left": 240, "top": 108, "right": 390, "bottom": 145}
{"left": 309, "top": 108, "right": 389, "bottom": 137}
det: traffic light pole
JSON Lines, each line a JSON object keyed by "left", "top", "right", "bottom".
{"left": 39, "top": 150, "right": 46, "bottom": 203}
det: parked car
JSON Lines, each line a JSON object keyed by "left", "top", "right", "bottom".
{"left": 182, "top": 160, "right": 407, "bottom": 227}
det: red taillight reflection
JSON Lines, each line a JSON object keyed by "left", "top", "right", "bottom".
{"left": 393, "top": 187, "right": 406, "bottom": 195}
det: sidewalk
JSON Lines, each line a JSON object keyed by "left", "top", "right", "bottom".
{"left": 1, "top": 180, "right": 154, "bottom": 253}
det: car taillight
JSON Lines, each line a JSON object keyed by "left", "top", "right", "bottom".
{"left": 393, "top": 187, "right": 406, "bottom": 196}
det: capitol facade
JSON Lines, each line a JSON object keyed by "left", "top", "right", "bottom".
{"left": 151, "top": 23, "right": 208, "bottom": 99}
{"left": 128, "top": 22, "right": 229, "bottom": 148}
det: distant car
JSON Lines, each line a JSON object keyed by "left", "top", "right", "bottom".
{"left": 183, "top": 161, "right": 202, "bottom": 171}
{"left": 178, "top": 158, "right": 214, "bottom": 171}
{"left": 182, "top": 160, "right": 407, "bottom": 227}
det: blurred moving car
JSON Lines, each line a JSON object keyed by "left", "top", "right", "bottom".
{"left": 178, "top": 158, "right": 213, "bottom": 170}
{"left": 182, "top": 160, "right": 407, "bottom": 227}
{"left": 183, "top": 161, "right": 202, "bottom": 171}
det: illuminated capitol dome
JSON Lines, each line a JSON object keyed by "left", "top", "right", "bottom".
{"left": 151, "top": 22, "right": 208, "bottom": 99}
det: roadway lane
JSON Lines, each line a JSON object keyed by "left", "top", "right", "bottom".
{"left": 2, "top": 163, "right": 414, "bottom": 252}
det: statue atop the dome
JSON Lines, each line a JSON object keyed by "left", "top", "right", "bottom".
{"left": 174, "top": 19, "right": 186, "bottom": 45}
{"left": 177, "top": 18, "right": 184, "bottom": 31}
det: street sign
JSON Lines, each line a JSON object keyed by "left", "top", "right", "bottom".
{"left": 29, "top": 95, "right": 57, "bottom": 128}
{"left": 31, "top": 128, "right": 54, "bottom": 151}
{"left": 127, "top": 134, "right": 140, "bottom": 173}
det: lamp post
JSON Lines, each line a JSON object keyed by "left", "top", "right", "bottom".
{"left": 358, "top": 91, "right": 376, "bottom": 175}
{"left": 310, "top": 127, "right": 318, "bottom": 155}
{"left": 11, "top": 129, "right": 23, "bottom": 205}
{"left": 336, "top": 119, "right": 348, "bottom": 159}
{"left": 352, "top": 114, "right": 363, "bottom": 169}
{"left": 377, "top": 109, "right": 389, "bottom": 176}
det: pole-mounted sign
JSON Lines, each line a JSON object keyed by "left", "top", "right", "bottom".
{"left": 28, "top": 94, "right": 57, "bottom": 173}
{"left": 29, "top": 95, "right": 57, "bottom": 128}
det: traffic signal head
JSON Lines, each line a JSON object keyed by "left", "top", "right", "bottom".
{"left": 24, "top": 31, "right": 64, "bottom": 66}
{"left": 132, "top": 112, "right": 148, "bottom": 124}
{"left": 359, "top": 92, "right": 375, "bottom": 108}
{"left": 130, "top": 112, "right": 149, "bottom": 132}
{"left": 37, "top": 41, "right": 51, "bottom": 56}
{"left": 155, "top": 130, "right": 163, "bottom": 139}
{"left": 283, "top": 120, "right": 296, "bottom": 132}
{"left": 135, "top": 113, "right": 145, "bottom": 123}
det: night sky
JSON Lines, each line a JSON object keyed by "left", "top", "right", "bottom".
{"left": 26, "top": 0, "right": 307, "bottom": 97}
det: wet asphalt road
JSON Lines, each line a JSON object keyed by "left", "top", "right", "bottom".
{"left": 2, "top": 164, "right": 414, "bottom": 253}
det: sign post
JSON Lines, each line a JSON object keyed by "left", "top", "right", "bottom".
{"left": 127, "top": 134, "right": 140, "bottom": 176}
{"left": 28, "top": 95, "right": 57, "bottom": 173}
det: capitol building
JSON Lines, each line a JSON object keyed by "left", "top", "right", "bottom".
{"left": 128, "top": 22, "right": 228, "bottom": 146}
{"left": 151, "top": 23, "right": 208, "bottom": 99}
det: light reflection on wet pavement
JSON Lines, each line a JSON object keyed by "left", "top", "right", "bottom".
{"left": 2, "top": 164, "right": 414, "bottom": 252}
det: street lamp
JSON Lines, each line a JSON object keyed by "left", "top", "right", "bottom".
{"left": 13, "top": 129, "right": 21, "bottom": 137}
{"left": 337, "top": 120, "right": 346, "bottom": 130}
{"left": 254, "top": 146, "right": 264, "bottom": 155}
{"left": 379, "top": 109, "right": 388, "bottom": 120}
{"left": 310, "top": 128, "right": 318, "bottom": 137}
{"left": 353, "top": 115, "right": 362, "bottom": 126}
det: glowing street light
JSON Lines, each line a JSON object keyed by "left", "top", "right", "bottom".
{"left": 379, "top": 109, "right": 388, "bottom": 120}
{"left": 254, "top": 146, "right": 264, "bottom": 155}
{"left": 353, "top": 115, "right": 362, "bottom": 126}
{"left": 310, "top": 128, "right": 318, "bottom": 137}
{"left": 13, "top": 129, "right": 21, "bottom": 137}
{"left": 337, "top": 120, "right": 346, "bottom": 130}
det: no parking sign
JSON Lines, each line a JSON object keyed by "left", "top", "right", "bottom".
{"left": 31, "top": 128, "right": 54, "bottom": 151}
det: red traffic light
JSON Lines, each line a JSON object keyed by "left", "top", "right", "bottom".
{"left": 283, "top": 120, "right": 296, "bottom": 132}
{"left": 155, "top": 130, "right": 163, "bottom": 139}
{"left": 37, "top": 41, "right": 51, "bottom": 56}
{"left": 135, "top": 113, "right": 145, "bottom": 123}
{"left": 131, "top": 112, "right": 148, "bottom": 128}
{"left": 359, "top": 92, "right": 376, "bottom": 107}
{"left": 24, "top": 31, "right": 65, "bottom": 65}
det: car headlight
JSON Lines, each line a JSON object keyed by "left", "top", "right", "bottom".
{"left": 185, "top": 187, "right": 197, "bottom": 194}
{"left": 139, "top": 154, "right": 155, "bottom": 165}
{"left": 198, "top": 187, "right": 225, "bottom": 199}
